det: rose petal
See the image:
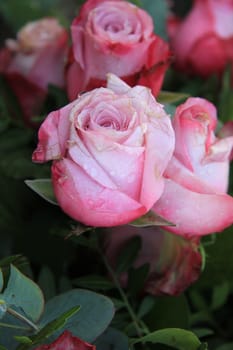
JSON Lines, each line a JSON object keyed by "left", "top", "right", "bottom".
{"left": 32, "top": 101, "right": 76, "bottom": 162}
{"left": 140, "top": 114, "right": 175, "bottom": 209}
{"left": 52, "top": 158, "right": 147, "bottom": 226}
{"left": 35, "top": 330, "right": 95, "bottom": 350}
{"left": 77, "top": 130, "right": 144, "bottom": 199}
{"left": 153, "top": 179, "right": 233, "bottom": 237}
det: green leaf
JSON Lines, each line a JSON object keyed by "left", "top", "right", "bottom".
{"left": 211, "top": 281, "right": 229, "bottom": 311}
{"left": 0, "top": 270, "right": 3, "bottom": 292}
{"left": 157, "top": 91, "right": 189, "bottom": 104}
{"left": 130, "top": 211, "right": 175, "bottom": 227}
{"left": 58, "top": 276, "right": 72, "bottom": 294}
{"left": 116, "top": 236, "right": 141, "bottom": 274}
{"left": 95, "top": 327, "right": 129, "bottom": 350}
{"left": 0, "top": 128, "right": 32, "bottom": 152}
{"left": 14, "top": 336, "right": 32, "bottom": 345}
{"left": 39, "top": 289, "right": 115, "bottom": 343}
{"left": 137, "top": 296, "right": 156, "bottom": 319}
{"left": 164, "top": 103, "right": 176, "bottom": 116}
{"left": 131, "top": 328, "right": 202, "bottom": 350}
{"left": 25, "top": 179, "right": 58, "bottom": 205}
{"left": 0, "top": 300, "right": 7, "bottom": 320}
{"left": 198, "top": 344, "right": 208, "bottom": 350}
{"left": 0, "top": 148, "right": 50, "bottom": 179}
{"left": 3, "top": 265, "right": 44, "bottom": 322}
{"left": 216, "top": 343, "right": 233, "bottom": 350}
{"left": 145, "top": 295, "right": 190, "bottom": 330}
{"left": 37, "top": 266, "right": 56, "bottom": 301}
{"left": 72, "top": 275, "right": 115, "bottom": 291}
{"left": 127, "top": 264, "right": 149, "bottom": 296}
{"left": 0, "top": 255, "right": 28, "bottom": 272}
{"left": 218, "top": 65, "right": 233, "bottom": 123}
{"left": 192, "top": 328, "right": 214, "bottom": 338}
{"left": 0, "top": 0, "right": 61, "bottom": 30}
{"left": 196, "top": 227, "right": 233, "bottom": 288}
{"left": 32, "top": 306, "right": 80, "bottom": 342}
{"left": 0, "top": 345, "right": 7, "bottom": 350}
{"left": 17, "top": 306, "right": 80, "bottom": 350}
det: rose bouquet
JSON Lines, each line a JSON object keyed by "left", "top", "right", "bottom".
{"left": 0, "top": 0, "right": 233, "bottom": 349}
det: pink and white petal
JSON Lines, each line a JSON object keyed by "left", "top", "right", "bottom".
{"left": 106, "top": 73, "right": 130, "bottom": 94}
{"left": 172, "top": 97, "right": 218, "bottom": 170}
{"left": 79, "top": 130, "right": 145, "bottom": 199}
{"left": 153, "top": 179, "right": 233, "bottom": 237}
{"left": 176, "top": 97, "right": 217, "bottom": 127}
{"left": 196, "top": 160, "right": 230, "bottom": 193}
{"left": 175, "top": 115, "right": 208, "bottom": 170}
{"left": 194, "top": 137, "right": 233, "bottom": 192}
{"left": 127, "top": 84, "right": 167, "bottom": 123}
{"left": 164, "top": 157, "right": 217, "bottom": 195}
{"left": 32, "top": 110, "right": 62, "bottom": 162}
{"left": 68, "top": 142, "right": 117, "bottom": 190}
{"left": 204, "top": 136, "right": 233, "bottom": 163}
{"left": 140, "top": 119, "right": 175, "bottom": 209}
{"left": 52, "top": 159, "right": 146, "bottom": 227}
{"left": 32, "top": 101, "right": 75, "bottom": 162}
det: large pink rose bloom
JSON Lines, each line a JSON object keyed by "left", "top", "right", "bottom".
{"left": 167, "top": 0, "right": 233, "bottom": 77}
{"left": 0, "top": 18, "right": 68, "bottom": 125}
{"left": 153, "top": 97, "right": 233, "bottom": 237}
{"left": 66, "top": 0, "right": 171, "bottom": 100}
{"left": 103, "top": 225, "right": 202, "bottom": 296}
{"left": 32, "top": 75, "right": 175, "bottom": 227}
{"left": 35, "top": 331, "right": 95, "bottom": 349}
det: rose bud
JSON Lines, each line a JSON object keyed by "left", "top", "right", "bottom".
{"left": 35, "top": 330, "right": 95, "bottom": 350}
{"left": 0, "top": 18, "right": 68, "bottom": 125}
{"left": 102, "top": 225, "right": 202, "bottom": 296}
{"left": 167, "top": 0, "right": 233, "bottom": 78}
{"left": 32, "top": 74, "right": 175, "bottom": 227}
{"left": 153, "top": 97, "right": 233, "bottom": 237}
{"left": 66, "top": 0, "right": 171, "bottom": 100}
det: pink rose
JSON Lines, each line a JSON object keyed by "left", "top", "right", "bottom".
{"left": 103, "top": 225, "right": 202, "bottom": 296}
{"left": 167, "top": 0, "right": 233, "bottom": 78}
{"left": 32, "top": 74, "right": 175, "bottom": 227}
{"left": 35, "top": 330, "right": 95, "bottom": 349}
{"left": 66, "top": 0, "right": 171, "bottom": 100}
{"left": 153, "top": 97, "right": 233, "bottom": 237}
{"left": 0, "top": 18, "right": 68, "bottom": 125}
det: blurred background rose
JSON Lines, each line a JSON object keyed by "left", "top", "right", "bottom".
{"left": 167, "top": 0, "right": 233, "bottom": 80}
{"left": 102, "top": 225, "right": 202, "bottom": 296}
{"left": 0, "top": 18, "right": 68, "bottom": 126}
{"left": 66, "top": 0, "right": 171, "bottom": 100}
